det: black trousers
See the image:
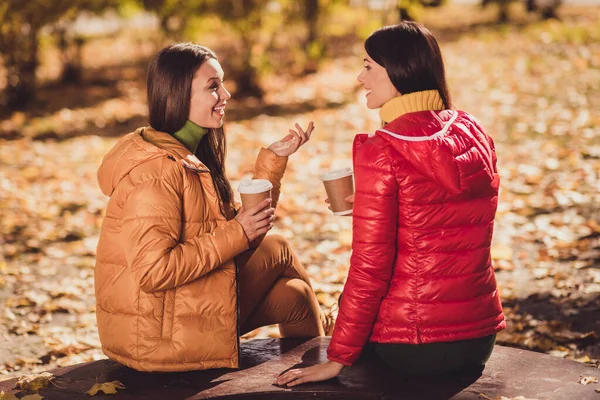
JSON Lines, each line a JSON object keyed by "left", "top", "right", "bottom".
{"left": 363, "top": 334, "right": 496, "bottom": 376}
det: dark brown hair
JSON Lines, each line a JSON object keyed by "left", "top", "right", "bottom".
{"left": 365, "top": 21, "right": 453, "bottom": 109}
{"left": 147, "top": 43, "right": 234, "bottom": 210}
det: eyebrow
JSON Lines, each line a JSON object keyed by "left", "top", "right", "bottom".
{"left": 205, "top": 76, "right": 221, "bottom": 86}
{"left": 363, "top": 58, "right": 371, "bottom": 63}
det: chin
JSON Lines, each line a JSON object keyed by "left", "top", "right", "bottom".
{"left": 366, "top": 101, "right": 378, "bottom": 110}
{"left": 205, "top": 120, "right": 224, "bottom": 129}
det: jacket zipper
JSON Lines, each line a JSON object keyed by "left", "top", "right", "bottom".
{"left": 233, "top": 257, "right": 242, "bottom": 367}
{"left": 184, "top": 160, "right": 241, "bottom": 368}
{"left": 213, "top": 189, "right": 242, "bottom": 368}
{"left": 205, "top": 168, "right": 241, "bottom": 368}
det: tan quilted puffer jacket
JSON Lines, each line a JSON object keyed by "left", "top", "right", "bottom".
{"left": 95, "top": 127, "right": 287, "bottom": 372}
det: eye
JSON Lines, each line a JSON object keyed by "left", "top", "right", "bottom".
{"left": 364, "top": 65, "right": 371, "bottom": 71}
{"left": 209, "top": 79, "right": 225, "bottom": 91}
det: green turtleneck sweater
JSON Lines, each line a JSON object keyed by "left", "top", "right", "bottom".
{"left": 172, "top": 120, "right": 208, "bottom": 154}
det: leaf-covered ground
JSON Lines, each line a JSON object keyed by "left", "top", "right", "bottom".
{"left": 0, "top": 5, "right": 599, "bottom": 381}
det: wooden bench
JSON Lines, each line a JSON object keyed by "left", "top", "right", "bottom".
{"left": 1, "top": 337, "right": 599, "bottom": 399}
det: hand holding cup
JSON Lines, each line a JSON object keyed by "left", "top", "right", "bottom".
{"left": 235, "top": 199, "right": 275, "bottom": 242}
{"left": 236, "top": 179, "right": 275, "bottom": 243}
{"left": 321, "top": 168, "right": 354, "bottom": 216}
{"left": 325, "top": 195, "right": 354, "bottom": 216}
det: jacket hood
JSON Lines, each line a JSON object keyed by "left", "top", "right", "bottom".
{"left": 375, "top": 110, "right": 499, "bottom": 197}
{"left": 97, "top": 127, "right": 207, "bottom": 197}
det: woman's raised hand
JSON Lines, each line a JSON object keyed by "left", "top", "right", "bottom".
{"left": 235, "top": 198, "right": 275, "bottom": 242}
{"left": 268, "top": 121, "right": 314, "bottom": 157}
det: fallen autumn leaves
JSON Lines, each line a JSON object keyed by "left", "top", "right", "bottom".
{"left": 0, "top": 4, "right": 599, "bottom": 384}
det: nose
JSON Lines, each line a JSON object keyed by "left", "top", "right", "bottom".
{"left": 220, "top": 85, "right": 231, "bottom": 101}
{"left": 357, "top": 70, "right": 364, "bottom": 83}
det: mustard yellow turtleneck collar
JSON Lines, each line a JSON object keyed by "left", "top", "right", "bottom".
{"left": 379, "top": 90, "right": 445, "bottom": 124}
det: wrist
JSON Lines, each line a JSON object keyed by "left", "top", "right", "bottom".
{"left": 266, "top": 146, "right": 288, "bottom": 158}
{"left": 329, "top": 361, "right": 345, "bottom": 372}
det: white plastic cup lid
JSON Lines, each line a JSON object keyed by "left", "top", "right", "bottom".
{"left": 237, "top": 179, "right": 273, "bottom": 194}
{"left": 320, "top": 167, "right": 353, "bottom": 182}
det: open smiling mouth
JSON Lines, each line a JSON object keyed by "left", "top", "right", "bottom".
{"left": 213, "top": 104, "right": 225, "bottom": 116}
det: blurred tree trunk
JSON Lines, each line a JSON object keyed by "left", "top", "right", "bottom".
{"left": 398, "top": 7, "right": 414, "bottom": 20}
{"left": 525, "top": 0, "right": 561, "bottom": 18}
{"left": 56, "top": 27, "right": 84, "bottom": 84}
{"left": 525, "top": 0, "right": 536, "bottom": 12}
{"left": 304, "top": 0, "right": 318, "bottom": 47}
{"left": 481, "top": 0, "right": 510, "bottom": 23}
{"left": 0, "top": 0, "right": 118, "bottom": 110}
{"left": 303, "top": 0, "right": 320, "bottom": 74}
{"left": 497, "top": 0, "right": 510, "bottom": 22}
{"left": 540, "top": 0, "right": 561, "bottom": 19}
{"left": 225, "top": 0, "right": 264, "bottom": 98}
{"left": 236, "top": 34, "right": 263, "bottom": 98}
{"left": 1, "top": 23, "right": 40, "bottom": 109}
{"left": 397, "top": 0, "right": 416, "bottom": 21}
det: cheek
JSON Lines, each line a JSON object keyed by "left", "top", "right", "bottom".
{"left": 191, "top": 93, "right": 215, "bottom": 113}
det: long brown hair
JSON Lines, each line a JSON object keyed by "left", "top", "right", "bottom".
{"left": 365, "top": 22, "right": 453, "bottom": 109}
{"left": 147, "top": 43, "right": 234, "bottom": 209}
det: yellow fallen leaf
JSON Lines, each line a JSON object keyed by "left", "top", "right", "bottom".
{"left": 574, "top": 355, "right": 591, "bottom": 363}
{"left": 14, "top": 372, "right": 55, "bottom": 391}
{"left": 21, "top": 395, "right": 44, "bottom": 400}
{"left": 0, "top": 391, "right": 19, "bottom": 400}
{"left": 86, "top": 381, "right": 126, "bottom": 396}
{"left": 578, "top": 375, "right": 598, "bottom": 385}
{"left": 491, "top": 244, "right": 513, "bottom": 261}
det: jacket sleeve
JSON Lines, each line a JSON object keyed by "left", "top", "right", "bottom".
{"left": 121, "top": 174, "right": 249, "bottom": 294}
{"left": 327, "top": 137, "right": 398, "bottom": 366}
{"left": 233, "top": 148, "right": 287, "bottom": 215}
{"left": 252, "top": 147, "right": 288, "bottom": 209}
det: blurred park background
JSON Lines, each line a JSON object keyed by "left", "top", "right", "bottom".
{"left": 0, "top": 0, "right": 599, "bottom": 381}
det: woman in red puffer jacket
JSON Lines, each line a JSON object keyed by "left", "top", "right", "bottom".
{"left": 277, "top": 21, "right": 506, "bottom": 386}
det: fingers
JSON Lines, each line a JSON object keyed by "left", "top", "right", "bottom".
{"left": 249, "top": 208, "right": 274, "bottom": 231}
{"left": 289, "top": 121, "right": 314, "bottom": 146}
{"left": 277, "top": 369, "right": 303, "bottom": 386}
{"left": 306, "top": 121, "right": 314, "bottom": 139}
{"left": 244, "top": 209, "right": 275, "bottom": 241}
{"left": 280, "top": 133, "right": 295, "bottom": 142}
{"left": 287, "top": 376, "right": 309, "bottom": 387}
{"left": 254, "top": 212, "right": 275, "bottom": 228}
{"left": 295, "top": 123, "right": 308, "bottom": 145}
{"left": 288, "top": 129, "right": 302, "bottom": 150}
{"left": 277, "top": 370, "right": 316, "bottom": 387}
{"left": 247, "top": 198, "right": 272, "bottom": 216}
{"left": 255, "top": 224, "right": 273, "bottom": 237}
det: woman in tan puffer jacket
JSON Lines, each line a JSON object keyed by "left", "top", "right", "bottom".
{"left": 95, "top": 43, "right": 326, "bottom": 372}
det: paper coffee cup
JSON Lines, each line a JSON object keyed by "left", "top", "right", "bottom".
{"left": 320, "top": 168, "right": 354, "bottom": 216}
{"left": 237, "top": 179, "right": 273, "bottom": 212}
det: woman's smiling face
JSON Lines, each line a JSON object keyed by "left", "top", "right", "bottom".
{"left": 189, "top": 58, "right": 231, "bottom": 128}
{"left": 356, "top": 54, "right": 399, "bottom": 109}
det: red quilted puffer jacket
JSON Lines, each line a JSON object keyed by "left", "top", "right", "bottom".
{"left": 327, "top": 109, "right": 506, "bottom": 366}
